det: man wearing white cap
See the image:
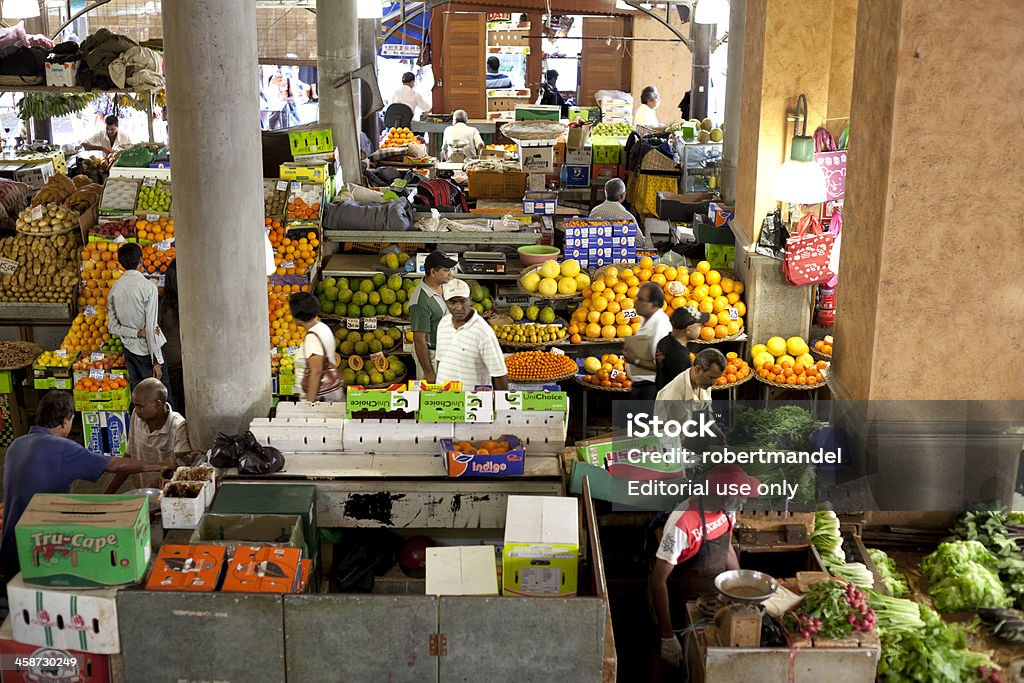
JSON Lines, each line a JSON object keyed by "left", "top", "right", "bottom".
{"left": 434, "top": 279, "right": 509, "bottom": 390}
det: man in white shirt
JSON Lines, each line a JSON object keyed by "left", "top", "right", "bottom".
{"left": 390, "top": 71, "right": 431, "bottom": 120}
{"left": 83, "top": 115, "right": 132, "bottom": 153}
{"left": 434, "top": 279, "right": 509, "bottom": 390}
{"left": 108, "top": 378, "right": 192, "bottom": 490}
{"left": 634, "top": 85, "right": 661, "bottom": 127}
{"left": 590, "top": 178, "right": 635, "bottom": 222}
{"left": 654, "top": 348, "right": 727, "bottom": 434}
{"left": 441, "top": 110, "right": 484, "bottom": 162}
{"left": 107, "top": 243, "right": 167, "bottom": 393}
{"left": 623, "top": 282, "right": 672, "bottom": 401}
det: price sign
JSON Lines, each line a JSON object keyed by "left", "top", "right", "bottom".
{"left": 84, "top": 305, "right": 97, "bottom": 317}
{"left": 728, "top": 308, "right": 739, "bottom": 320}
{"left": 290, "top": 181, "right": 302, "bottom": 193}
{"left": 0, "top": 257, "right": 17, "bottom": 275}
{"left": 281, "top": 260, "right": 295, "bottom": 269}
{"left": 276, "top": 180, "right": 288, "bottom": 191}
{"left": 143, "top": 177, "right": 157, "bottom": 187}
{"left": 369, "top": 351, "right": 385, "bottom": 363}
{"left": 113, "top": 234, "right": 127, "bottom": 244}
{"left": 363, "top": 317, "right": 377, "bottom": 331}
{"left": 31, "top": 205, "right": 43, "bottom": 221}
{"left": 550, "top": 347, "right": 565, "bottom": 356}
{"left": 346, "top": 318, "right": 361, "bottom": 330}
{"left": 271, "top": 347, "right": 279, "bottom": 357}
{"left": 157, "top": 240, "right": 172, "bottom": 252}
{"left": 55, "top": 349, "right": 67, "bottom": 358}
{"left": 287, "top": 346, "right": 300, "bottom": 356}
{"left": 621, "top": 308, "right": 638, "bottom": 320}
{"left": 610, "top": 369, "right": 622, "bottom": 379}
{"left": 90, "top": 352, "right": 105, "bottom": 361}
{"left": 89, "top": 368, "right": 105, "bottom": 381}
{"left": 146, "top": 213, "right": 160, "bottom": 222}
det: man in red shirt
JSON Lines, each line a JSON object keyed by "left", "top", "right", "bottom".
{"left": 651, "top": 464, "right": 761, "bottom": 668}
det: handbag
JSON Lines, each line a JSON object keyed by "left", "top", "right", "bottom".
{"left": 303, "top": 328, "right": 344, "bottom": 397}
{"left": 783, "top": 213, "right": 835, "bottom": 286}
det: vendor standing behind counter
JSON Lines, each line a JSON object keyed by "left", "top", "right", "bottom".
{"left": 82, "top": 114, "right": 132, "bottom": 153}
{"left": 410, "top": 251, "right": 456, "bottom": 382}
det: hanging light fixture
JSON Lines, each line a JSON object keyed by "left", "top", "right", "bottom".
{"left": 693, "top": 0, "right": 729, "bottom": 26}
{"left": 2, "top": 0, "right": 40, "bottom": 20}
{"left": 773, "top": 94, "right": 827, "bottom": 205}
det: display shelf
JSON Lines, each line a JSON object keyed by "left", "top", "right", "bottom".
{"left": 0, "top": 301, "right": 74, "bottom": 322}
{"left": 257, "top": 451, "right": 562, "bottom": 479}
{"left": 0, "top": 85, "right": 160, "bottom": 94}
{"left": 322, "top": 253, "right": 527, "bottom": 280}
{"left": 322, "top": 229, "right": 541, "bottom": 245}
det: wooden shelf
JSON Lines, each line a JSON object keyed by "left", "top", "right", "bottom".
{"left": 323, "top": 229, "right": 541, "bottom": 245}
{"left": 322, "top": 253, "right": 527, "bottom": 280}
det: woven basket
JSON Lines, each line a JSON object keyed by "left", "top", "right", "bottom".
{"left": 500, "top": 121, "right": 566, "bottom": 141}
{"left": 507, "top": 369, "right": 578, "bottom": 383}
{"left": 710, "top": 372, "right": 754, "bottom": 391}
{"left": 691, "top": 328, "right": 745, "bottom": 345}
{"left": 574, "top": 375, "right": 632, "bottom": 392}
{"left": 639, "top": 148, "right": 679, "bottom": 172}
{"left": 635, "top": 124, "right": 669, "bottom": 137}
{"left": 755, "top": 374, "right": 826, "bottom": 391}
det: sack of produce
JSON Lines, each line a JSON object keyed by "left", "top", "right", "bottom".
{"left": 323, "top": 198, "right": 414, "bottom": 232}
{"left": 115, "top": 145, "right": 155, "bottom": 168}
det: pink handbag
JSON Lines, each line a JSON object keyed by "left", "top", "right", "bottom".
{"left": 783, "top": 213, "right": 835, "bottom": 286}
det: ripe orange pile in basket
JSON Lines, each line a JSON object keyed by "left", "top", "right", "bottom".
{"left": 714, "top": 352, "right": 751, "bottom": 386}
{"left": 505, "top": 350, "right": 577, "bottom": 380}
{"left": 78, "top": 242, "right": 123, "bottom": 307}
{"left": 814, "top": 337, "right": 833, "bottom": 355}
{"left": 135, "top": 216, "right": 173, "bottom": 243}
{"left": 74, "top": 375, "right": 128, "bottom": 392}
{"left": 580, "top": 354, "right": 632, "bottom": 389}
{"left": 381, "top": 127, "right": 417, "bottom": 149}
{"left": 273, "top": 232, "right": 319, "bottom": 276}
{"left": 757, "top": 359, "right": 828, "bottom": 386}
{"left": 452, "top": 439, "right": 511, "bottom": 456}
{"left": 61, "top": 310, "right": 110, "bottom": 352}
{"left": 142, "top": 244, "right": 175, "bottom": 274}
{"left": 265, "top": 217, "right": 286, "bottom": 248}
{"left": 287, "top": 198, "right": 320, "bottom": 221}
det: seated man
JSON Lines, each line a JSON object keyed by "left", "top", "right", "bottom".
{"left": 441, "top": 110, "right": 484, "bottom": 162}
{"left": 106, "top": 378, "right": 192, "bottom": 492}
{"left": 590, "top": 178, "right": 648, "bottom": 245}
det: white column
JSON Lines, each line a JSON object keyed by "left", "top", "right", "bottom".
{"left": 162, "top": 0, "right": 271, "bottom": 446}
{"left": 317, "top": 0, "right": 363, "bottom": 186}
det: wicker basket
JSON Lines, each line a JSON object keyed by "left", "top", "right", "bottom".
{"left": 710, "top": 372, "right": 754, "bottom": 391}
{"left": 635, "top": 123, "right": 669, "bottom": 137}
{"left": 691, "top": 328, "right": 745, "bottom": 345}
{"left": 755, "top": 374, "right": 826, "bottom": 391}
{"left": 500, "top": 121, "right": 566, "bottom": 141}
{"left": 574, "top": 375, "right": 632, "bottom": 392}
{"left": 639, "top": 148, "right": 679, "bottom": 172}
{"left": 517, "top": 263, "right": 582, "bottom": 300}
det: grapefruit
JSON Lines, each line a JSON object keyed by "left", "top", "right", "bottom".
{"left": 766, "top": 336, "right": 787, "bottom": 357}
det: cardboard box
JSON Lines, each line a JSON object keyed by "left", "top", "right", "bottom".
{"left": 519, "top": 145, "right": 554, "bottom": 173}
{"left": 418, "top": 391, "right": 494, "bottom": 423}
{"left": 145, "top": 544, "right": 226, "bottom": 592}
{"left": 502, "top": 496, "right": 579, "bottom": 597}
{"left": 563, "top": 165, "right": 591, "bottom": 188}
{"left": 44, "top": 59, "right": 80, "bottom": 87}
{"left": 513, "top": 104, "right": 561, "bottom": 122}
{"left": 527, "top": 172, "right": 547, "bottom": 192}
{"left": 565, "top": 146, "right": 592, "bottom": 166}
{"left": 0, "top": 616, "right": 111, "bottom": 682}
{"left": 656, "top": 192, "right": 714, "bottom": 222}
{"left": 708, "top": 201, "right": 735, "bottom": 228}
{"left": 81, "top": 411, "right": 128, "bottom": 458}
{"left": 590, "top": 137, "right": 622, "bottom": 164}
{"left": 15, "top": 160, "right": 55, "bottom": 190}
{"left": 426, "top": 546, "right": 499, "bottom": 596}
{"left": 16, "top": 150, "right": 67, "bottom": 175}
{"left": 210, "top": 484, "right": 317, "bottom": 560}
{"left": 553, "top": 140, "right": 566, "bottom": 166}
{"left": 189, "top": 513, "right": 304, "bottom": 554}
{"left": 705, "top": 243, "right": 736, "bottom": 269}
{"left": 280, "top": 161, "right": 330, "bottom": 183}
{"left": 567, "top": 106, "right": 599, "bottom": 123}
{"left": 160, "top": 481, "right": 211, "bottom": 530}
{"left": 345, "top": 387, "right": 419, "bottom": 418}
{"left": 288, "top": 128, "right": 333, "bottom": 156}
{"left": 221, "top": 546, "right": 302, "bottom": 594}
{"left": 15, "top": 494, "right": 150, "bottom": 588}
{"left": 467, "top": 170, "right": 528, "bottom": 199}
{"left": 574, "top": 432, "right": 684, "bottom": 479}
{"left": 591, "top": 163, "right": 618, "bottom": 182}
{"left": 441, "top": 435, "right": 525, "bottom": 477}
{"left": 494, "top": 390, "right": 568, "bottom": 412}
{"left": 522, "top": 190, "right": 557, "bottom": 215}
{"left": 6, "top": 573, "right": 122, "bottom": 654}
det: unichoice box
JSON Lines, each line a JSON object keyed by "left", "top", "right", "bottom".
{"left": 574, "top": 432, "right": 684, "bottom": 480}
{"left": 502, "top": 495, "right": 579, "bottom": 597}
{"left": 417, "top": 390, "right": 494, "bottom": 423}
{"left": 5, "top": 573, "right": 122, "bottom": 654}
{"left": 15, "top": 494, "right": 151, "bottom": 588}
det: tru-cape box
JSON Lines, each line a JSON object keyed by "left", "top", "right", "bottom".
{"left": 15, "top": 494, "right": 150, "bottom": 588}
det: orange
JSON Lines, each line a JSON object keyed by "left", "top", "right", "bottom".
{"left": 621, "top": 298, "right": 634, "bottom": 310}
{"left": 602, "top": 289, "right": 616, "bottom": 301}
{"left": 663, "top": 267, "right": 677, "bottom": 281}
{"left": 620, "top": 268, "right": 634, "bottom": 279}
{"left": 654, "top": 264, "right": 667, "bottom": 275}
{"left": 592, "top": 297, "right": 609, "bottom": 312}
{"left": 733, "top": 282, "right": 745, "bottom": 295}
{"left": 706, "top": 313, "right": 718, "bottom": 327}
{"left": 689, "top": 272, "right": 705, "bottom": 287}
{"left": 638, "top": 269, "right": 652, "bottom": 282}
{"left": 625, "top": 276, "right": 640, "bottom": 288}
{"left": 585, "top": 323, "right": 602, "bottom": 338}
{"left": 627, "top": 286, "right": 640, "bottom": 299}
{"left": 616, "top": 324, "right": 632, "bottom": 337}
{"left": 613, "top": 282, "right": 628, "bottom": 294}
{"left": 571, "top": 333, "right": 582, "bottom": 344}
{"left": 734, "top": 302, "right": 747, "bottom": 317}
{"left": 606, "top": 301, "right": 621, "bottom": 314}
{"left": 700, "top": 327, "right": 716, "bottom": 341}
{"left": 698, "top": 299, "right": 714, "bottom": 314}
{"left": 601, "top": 325, "right": 617, "bottom": 339}
{"left": 671, "top": 296, "right": 686, "bottom": 309}
{"left": 651, "top": 274, "right": 667, "bottom": 286}
{"left": 604, "top": 267, "right": 619, "bottom": 279}
{"left": 713, "top": 297, "right": 730, "bottom": 313}
{"left": 727, "top": 292, "right": 741, "bottom": 305}
{"left": 696, "top": 261, "right": 711, "bottom": 274}
{"left": 705, "top": 270, "right": 721, "bottom": 285}
{"left": 726, "top": 321, "right": 741, "bottom": 336}
{"left": 587, "top": 310, "right": 601, "bottom": 323}
{"left": 639, "top": 256, "right": 654, "bottom": 269}
{"left": 592, "top": 280, "right": 606, "bottom": 293}
{"left": 708, "top": 284, "right": 723, "bottom": 299}
{"left": 600, "top": 311, "right": 616, "bottom": 326}
{"left": 715, "top": 325, "right": 729, "bottom": 338}
{"left": 603, "top": 275, "right": 618, "bottom": 288}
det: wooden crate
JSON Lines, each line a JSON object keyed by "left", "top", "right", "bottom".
{"left": 736, "top": 510, "right": 815, "bottom": 535}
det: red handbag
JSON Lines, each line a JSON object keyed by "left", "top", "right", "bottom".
{"left": 783, "top": 213, "right": 836, "bottom": 286}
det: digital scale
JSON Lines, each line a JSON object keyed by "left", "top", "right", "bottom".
{"left": 460, "top": 252, "right": 507, "bottom": 274}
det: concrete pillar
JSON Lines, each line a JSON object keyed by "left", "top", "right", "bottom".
{"left": 720, "top": 0, "right": 744, "bottom": 205}
{"left": 834, "top": 0, "right": 1024, "bottom": 401}
{"left": 162, "top": 0, "right": 271, "bottom": 447}
{"left": 358, "top": 17, "right": 381, "bottom": 148}
{"left": 317, "top": 0, "right": 362, "bottom": 187}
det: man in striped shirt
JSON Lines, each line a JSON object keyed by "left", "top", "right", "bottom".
{"left": 434, "top": 279, "right": 508, "bottom": 390}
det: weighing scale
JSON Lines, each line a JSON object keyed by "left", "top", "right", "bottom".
{"left": 711, "top": 569, "right": 779, "bottom": 648}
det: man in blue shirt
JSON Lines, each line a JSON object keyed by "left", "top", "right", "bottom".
{"left": 485, "top": 56, "right": 513, "bottom": 89}
{"left": 1, "top": 391, "right": 172, "bottom": 582}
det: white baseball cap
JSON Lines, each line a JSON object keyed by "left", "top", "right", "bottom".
{"left": 442, "top": 278, "right": 471, "bottom": 300}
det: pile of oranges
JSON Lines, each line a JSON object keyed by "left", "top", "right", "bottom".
{"left": 714, "top": 352, "right": 751, "bottom": 387}
{"left": 61, "top": 310, "right": 110, "bottom": 352}
{"left": 568, "top": 268, "right": 641, "bottom": 341}
{"left": 580, "top": 354, "right": 632, "bottom": 390}
{"left": 814, "top": 336, "right": 834, "bottom": 357}
{"left": 142, "top": 244, "right": 175, "bottom": 274}
{"left": 505, "top": 350, "right": 578, "bottom": 381}
{"left": 380, "top": 127, "right": 417, "bottom": 149}
{"left": 287, "top": 198, "right": 320, "bottom": 222}
{"left": 74, "top": 375, "right": 128, "bottom": 393}
{"left": 78, "top": 242, "right": 123, "bottom": 307}
{"left": 265, "top": 217, "right": 286, "bottom": 248}
{"left": 451, "top": 439, "right": 511, "bottom": 456}
{"left": 757, "top": 359, "right": 828, "bottom": 386}
{"left": 135, "top": 216, "right": 174, "bottom": 243}
{"left": 269, "top": 293, "right": 307, "bottom": 348}
{"left": 273, "top": 231, "right": 319, "bottom": 276}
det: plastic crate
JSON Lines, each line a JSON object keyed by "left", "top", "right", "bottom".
{"left": 467, "top": 170, "right": 528, "bottom": 199}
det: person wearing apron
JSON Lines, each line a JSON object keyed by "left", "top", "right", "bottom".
{"left": 650, "top": 465, "right": 761, "bottom": 669}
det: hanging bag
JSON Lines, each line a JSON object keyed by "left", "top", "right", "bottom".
{"left": 303, "top": 328, "right": 344, "bottom": 398}
{"left": 783, "top": 212, "right": 835, "bottom": 286}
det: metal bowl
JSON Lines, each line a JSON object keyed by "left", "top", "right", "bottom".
{"left": 715, "top": 569, "right": 779, "bottom": 603}
{"left": 125, "top": 488, "right": 162, "bottom": 509}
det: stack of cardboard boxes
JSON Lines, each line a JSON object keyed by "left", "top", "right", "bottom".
{"left": 564, "top": 218, "right": 637, "bottom": 269}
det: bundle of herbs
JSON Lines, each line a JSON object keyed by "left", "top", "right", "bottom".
{"left": 726, "top": 405, "right": 819, "bottom": 450}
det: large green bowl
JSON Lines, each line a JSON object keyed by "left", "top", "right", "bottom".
{"left": 517, "top": 245, "right": 561, "bottom": 266}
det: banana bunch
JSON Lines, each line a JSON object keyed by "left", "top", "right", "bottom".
{"left": 16, "top": 93, "right": 99, "bottom": 121}
{"left": 154, "top": 89, "right": 166, "bottom": 107}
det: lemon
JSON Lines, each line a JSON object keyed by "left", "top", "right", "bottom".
{"left": 786, "top": 336, "right": 810, "bottom": 357}
{"left": 583, "top": 356, "right": 601, "bottom": 374}
{"left": 574, "top": 273, "right": 591, "bottom": 289}
{"left": 538, "top": 278, "right": 559, "bottom": 297}
{"left": 539, "top": 260, "right": 561, "bottom": 279}
{"left": 753, "top": 351, "right": 775, "bottom": 370}
{"left": 560, "top": 259, "right": 581, "bottom": 278}
{"left": 750, "top": 343, "right": 768, "bottom": 359}
{"left": 766, "top": 336, "right": 787, "bottom": 358}
{"left": 557, "top": 277, "right": 577, "bottom": 295}
{"left": 521, "top": 272, "right": 541, "bottom": 292}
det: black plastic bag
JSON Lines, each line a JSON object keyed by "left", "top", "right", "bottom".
{"left": 209, "top": 431, "right": 285, "bottom": 475}
{"left": 756, "top": 209, "right": 789, "bottom": 260}
{"left": 209, "top": 432, "right": 241, "bottom": 468}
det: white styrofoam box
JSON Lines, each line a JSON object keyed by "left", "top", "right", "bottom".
{"left": 15, "top": 161, "right": 54, "bottom": 190}
{"left": 7, "top": 573, "right": 122, "bottom": 654}
{"left": 160, "top": 481, "right": 211, "bottom": 529}
{"left": 171, "top": 466, "right": 217, "bottom": 505}
{"left": 426, "top": 546, "right": 499, "bottom": 596}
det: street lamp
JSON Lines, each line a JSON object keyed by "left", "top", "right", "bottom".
{"left": 693, "top": 0, "right": 729, "bottom": 26}
{"left": 773, "top": 94, "right": 827, "bottom": 206}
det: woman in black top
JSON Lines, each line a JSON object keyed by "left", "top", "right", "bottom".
{"left": 655, "top": 307, "right": 709, "bottom": 391}
{"left": 159, "top": 260, "right": 184, "bottom": 417}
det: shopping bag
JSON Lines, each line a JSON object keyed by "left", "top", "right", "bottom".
{"left": 783, "top": 213, "right": 835, "bottom": 286}
{"left": 755, "top": 210, "right": 788, "bottom": 260}
{"left": 826, "top": 209, "right": 842, "bottom": 287}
